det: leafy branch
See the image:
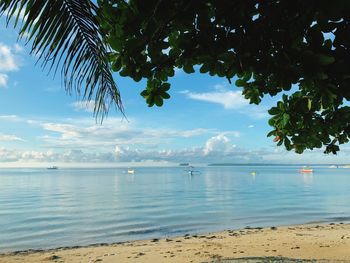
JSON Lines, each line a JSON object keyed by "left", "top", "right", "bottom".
{"left": 0, "top": 0, "right": 124, "bottom": 120}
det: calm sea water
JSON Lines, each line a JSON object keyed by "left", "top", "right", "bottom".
{"left": 0, "top": 166, "right": 350, "bottom": 252}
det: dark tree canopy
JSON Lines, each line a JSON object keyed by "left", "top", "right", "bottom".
{"left": 98, "top": 0, "right": 350, "bottom": 154}
{"left": 1, "top": 0, "right": 350, "bottom": 154}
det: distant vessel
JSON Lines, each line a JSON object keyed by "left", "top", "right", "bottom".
{"left": 300, "top": 166, "right": 313, "bottom": 173}
{"left": 328, "top": 165, "right": 338, "bottom": 168}
{"left": 127, "top": 169, "right": 134, "bottom": 174}
{"left": 185, "top": 166, "right": 200, "bottom": 175}
{"left": 47, "top": 166, "right": 58, "bottom": 170}
{"left": 179, "top": 163, "right": 189, "bottom": 166}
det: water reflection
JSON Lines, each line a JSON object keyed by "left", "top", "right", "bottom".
{"left": 301, "top": 173, "right": 314, "bottom": 186}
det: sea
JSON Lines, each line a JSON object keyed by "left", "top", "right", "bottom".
{"left": 0, "top": 165, "right": 349, "bottom": 252}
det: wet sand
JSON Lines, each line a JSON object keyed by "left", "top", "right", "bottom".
{"left": 1, "top": 223, "right": 349, "bottom": 263}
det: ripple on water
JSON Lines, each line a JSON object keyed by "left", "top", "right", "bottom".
{"left": 1, "top": 166, "right": 350, "bottom": 252}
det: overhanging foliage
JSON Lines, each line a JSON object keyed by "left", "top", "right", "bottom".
{"left": 1, "top": 0, "right": 350, "bottom": 154}
{"left": 99, "top": 0, "right": 350, "bottom": 154}
{"left": 0, "top": 0, "right": 124, "bottom": 119}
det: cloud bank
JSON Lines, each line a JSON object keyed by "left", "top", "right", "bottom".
{"left": 0, "top": 43, "right": 22, "bottom": 87}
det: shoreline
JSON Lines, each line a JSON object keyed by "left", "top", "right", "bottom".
{"left": 1, "top": 222, "right": 350, "bottom": 262}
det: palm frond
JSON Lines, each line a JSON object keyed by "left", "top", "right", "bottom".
{"left": 0, "top": 0, "right": 124, "bottom": 119}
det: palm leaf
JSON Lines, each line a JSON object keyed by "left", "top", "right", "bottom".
{"left": 0, "top": 0, "right": 124, "bottom": 119}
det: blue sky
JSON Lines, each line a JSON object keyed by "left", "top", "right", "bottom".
{"left": 0, "top": 18, "right": 349, "bottom": 167}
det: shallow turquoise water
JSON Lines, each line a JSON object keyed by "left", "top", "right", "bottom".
{"left": 0, "top": 166, "right": 349, "bottom": 252}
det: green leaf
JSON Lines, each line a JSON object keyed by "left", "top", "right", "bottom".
{"left": 268, "top": 107, "right": 280, "bottom": 115}
{"left": 183, "top": 64, "right": 195, "bottom": 74}
{"left": 109, "top": 35, "right": 123, "bottom": 51}
{"left": 282, "top": 113, "right": 290, "bottom": 127}
{"left": 242, "top": 72, "right": 252, "bottom": 82}
{"left": 154, "top": 96, "right": 164, "bottom": 107}
{"left": 140, "top": 90, "right": 148, "bottom": 97}
{"left": 318, "top": 54, "right": 335, "bottom": 65}
{"left": 235, "top": 79, "right": 245, "bottom": 87}
{"left": 268, "top": 117, "right": 276, "bottom": 126}
{"left": 267, "top": 130, "right": 276, "bottom": 137}
{"left": 161, "top": 92, "right": 170, "bottom": 99}
{"left": 277, "top": 101, "right": 284, "bottom": 110}
{"left": 0, "top": 0, "right": 124, "bottom": 119}
{"left": 200, "top": 64, "right": 210, "bottom": 73}
{"left": 161, "top": 83, "right": 170, "bottom": 91}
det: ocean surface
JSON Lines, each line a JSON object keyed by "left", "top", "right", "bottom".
{"left": 0, "top": 166, "right": 350, "bottom": 252}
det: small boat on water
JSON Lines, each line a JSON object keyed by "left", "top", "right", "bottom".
{"left": 300, "top": 166, "right": 313, "bottom": 173}
{"left": 328, "top": 165, "right": 338, "bottom": 168}
{"left": 185, "top": 166, "right": 200, "bottom": 175}
{"left": 47, "top": 166, "right": 58, "bottom": 170}
{"left": 127, "top": 169, "right": 134, "bottom": 174}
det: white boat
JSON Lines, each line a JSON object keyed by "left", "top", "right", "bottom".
{"left": 185, "top": 166, "right": 200, "bottom": 175}
{"left": 127, "top": 169, "right": 134, "bottom": 174}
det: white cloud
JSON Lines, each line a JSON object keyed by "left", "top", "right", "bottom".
{"left": 0, "top": 115, "right": 20, "bottom": 121}
{"left": 38, "top": 118, "right": 223, "bottom": 150}
{"left": 113, "top": 134, "right": 247, "bottom": 163}
{"left": 0, "top": 43, "right": 19, "bottom": 72}
{"left": 0, "top": 43, "right": 23, "bottom": 88}
{"left": 203, "top": 134, "right": 236, "bottom": 155}
{"left": 3, "top": 134, "right": 349, "bottom": 165}
{"left": 0, "top": 147, "right": 20, "bottom": 162}
{"left": 71, "top": 100, "right": 96, "bottom": 112}
{"left": 13, "top": 43, "right": 24, "bottom": 53}
{"left": 0, "top": 133, "right": 24, "bottom": 141}
{"left": 0, "top": 73, "right": 8, "bottom": 87}
{"left": 181, "top": 84, "right": 269, "bottom": 119}
{"left": 182, "top": 89, "right": 248, "bottom": 109}
{"left": 42, "top": 123, "right": 81, "bottom": 139}
{"left": 0, "top": 116, "right": 245, "bottom": 164}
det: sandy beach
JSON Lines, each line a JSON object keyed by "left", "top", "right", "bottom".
{"left": 1, "top": 222, "right": 349, "bottom": 262}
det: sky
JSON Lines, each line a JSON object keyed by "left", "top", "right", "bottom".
{"left": 0, "top": 18, "right": 349, "bottom": 167}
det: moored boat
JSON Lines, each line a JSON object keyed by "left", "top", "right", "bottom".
{"left": 300, "top": 166, "right": 313, "bottom": 173}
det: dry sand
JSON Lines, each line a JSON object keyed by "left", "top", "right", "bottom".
{"left": 1, "top": 223, "right": 350, "bottom": 263}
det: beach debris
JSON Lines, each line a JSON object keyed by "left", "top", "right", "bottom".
{"left": 291, "top": 246, "right": 300, "bottom": 249}
{"left": 43, "top": 254, "right": 61, "bottom": 261}
{"left": 270, "top": 226, "right": 278, "bottom": 230}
